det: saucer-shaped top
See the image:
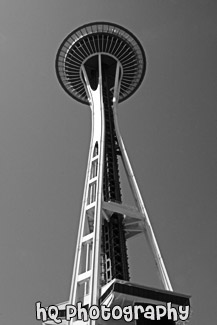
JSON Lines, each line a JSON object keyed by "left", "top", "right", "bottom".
{"left": 56, "top": 22, "right": 146, "bottom": 105}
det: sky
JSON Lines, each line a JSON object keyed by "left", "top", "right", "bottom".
{"left": 0, "top": 0, "right": 216, "bottom": 324}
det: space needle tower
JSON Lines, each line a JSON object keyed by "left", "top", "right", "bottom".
{"left": 43, "top": 22, "right": 190, "bottom": 325}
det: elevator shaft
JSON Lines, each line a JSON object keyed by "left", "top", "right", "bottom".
{"left": 101, "top": 61, "right": 129, "bottom": 284}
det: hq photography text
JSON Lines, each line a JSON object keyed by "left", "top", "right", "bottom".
{"left": 36, "top": 301, "right": 190, "bottom": 323}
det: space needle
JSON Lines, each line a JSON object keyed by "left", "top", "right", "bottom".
{"left": 42, "top": 22, "right": 190, "bottom": 325}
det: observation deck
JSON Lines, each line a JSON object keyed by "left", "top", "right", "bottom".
{"left": 56, "top": 22, "right": 146, "bottom": 104}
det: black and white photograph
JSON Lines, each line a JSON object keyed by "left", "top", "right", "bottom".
{"left": 0, "top": 1, "right": 216, "bottom": 324}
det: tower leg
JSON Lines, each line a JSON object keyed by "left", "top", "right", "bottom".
{"left": 68, "top": 55, "right": 106, "bottom": 324}
{"left": 113, "top": 103, "right": 173, "bottom": 292}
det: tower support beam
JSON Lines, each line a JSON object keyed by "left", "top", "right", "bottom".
{"left": 113, "top": 102, "right": 173, "bottom": 292}
{"left": 69, "top": 54, "right": 106, "bottom": 312}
